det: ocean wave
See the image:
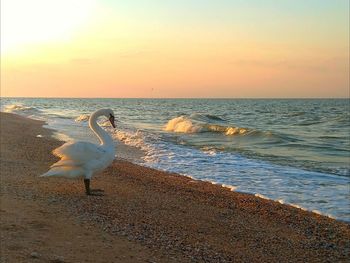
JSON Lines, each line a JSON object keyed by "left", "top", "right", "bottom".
{"left": 112, "top": 129, "right": 156, "bottom": 157}
{"left": 4, "top": 104, "right": 42, "bottom": 115}
{"left": 47, "top": 113, "right": 73, "bottom": 120}
{"left": 297, "top": 120, "right": 324, "bottom": 126}
{"left": 332, "top": 114, "right": 350, "bottom": 126}
{"left": 165, "top": 116, "right": 201, "bottom": 133}
{"left": 75, "top": 114, "right": 90, "bottom": 122}
{"left": 190, "top": 113, "right": 226, "bottom": 121}
{"left": 201, "top": 146, "right": 217, "bottom": 156}
{"left": 99, "top": 118, "right": 119, "bottom": 127}
{"left": 164, "top": 114, "right": 249, "bottom": 136}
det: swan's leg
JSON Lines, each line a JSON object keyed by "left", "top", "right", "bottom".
{"left": 84, "top": 179, "right": 104, "bottom": 195}
{"left": 84, "top": 179, "right": 91, "bottom": 195}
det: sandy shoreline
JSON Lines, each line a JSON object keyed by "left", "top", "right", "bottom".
{"left": 1, "top": 112, "right": 349, "bottom": 262}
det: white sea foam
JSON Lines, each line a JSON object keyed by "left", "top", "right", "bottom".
{"left": 99, "top": 119, "right": 112, "bottom": 127}
{"left": 222, "top": 184, "right": 237, "bottom": 191}
{"left": 290, "top": 203, "right": 307, "bottom": 211}
{"left": 201, "top": 147, "right": 217, "bottom": 156}
{"left": 113, "top": 130, "right": 147, "bottom": 150}
{"left": 75, "top": 114, "right": 90, "bottom": 122}
{"left": 4, "top": 104, "right": 42, "bottom": 115}
{"left": 164, "top": 116, "right": 202, "bottom": 133}
{"left": 112, "top": 129, "right": 158, "bottom": 163}
{"left": 326, "top": 214, "right": 336, "bottom": 219}
{"left": 255, "top": 193, "right": 270, "bottom": 200}
{"left": 164, "top": 115, "right": 249, "bottom": 135}
{"left": 279, "top": 201, "right": 334, "bottom": 219}
{"left": 225, "top": 127, "right": 249, "bottom": 135}
{"left": 184, "top": 174, "right": 195, "bottom": 180}
{"left": 312, "top": 209, "right": 322, "bottom": 215}
{"left": 4, "top": 104, "right": 29, "bottom": 112}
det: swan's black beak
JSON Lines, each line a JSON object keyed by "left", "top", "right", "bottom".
{"left": 109, "top": 114, "right": 116, "bottom": 128}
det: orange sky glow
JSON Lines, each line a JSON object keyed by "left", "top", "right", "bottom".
{"left": 1, "top": 0, "right": 349, "bottom": 98}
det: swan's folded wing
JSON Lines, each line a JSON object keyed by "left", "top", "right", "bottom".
{"left": 53, "top": 141, "right": 107, "bottom": 163}
{"left": 50, "top": 159, "right": 80, "bottom": 168}
{"left": 41, "top": 165, "right": 85, "bottom": 178}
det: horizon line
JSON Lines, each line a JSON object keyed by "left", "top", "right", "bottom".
{"left": 1, "top": 96, "right": 349, "bottom": 100}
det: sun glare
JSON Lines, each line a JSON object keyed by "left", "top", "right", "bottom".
{"left": 1, "top": 0, "right": 97, "bottom": 54}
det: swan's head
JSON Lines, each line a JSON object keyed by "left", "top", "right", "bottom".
{"left": 102, "top": 109, "right": 116, "bottom": 128}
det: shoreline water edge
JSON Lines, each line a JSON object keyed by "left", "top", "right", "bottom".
{"left": 1, "top": 112, "right": 350, "bottom": 262}
{"left": 5, "top": 109, "right": 346, "bottom": 221}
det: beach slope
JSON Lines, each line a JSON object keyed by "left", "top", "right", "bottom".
{"left": 1, "top": 112, "right": 349, "bottom": 262}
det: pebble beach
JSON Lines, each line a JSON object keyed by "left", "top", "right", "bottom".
{"left": 1, "top": 112, "right": 349, "bottom": 262}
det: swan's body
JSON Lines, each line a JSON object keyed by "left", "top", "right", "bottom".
{"left": 41, "top": 109, "right": 116, "bottom": 195}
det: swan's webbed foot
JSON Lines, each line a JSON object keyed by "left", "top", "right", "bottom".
{"left": 87, "top": 191, "right": 104, "bottom": 196}
{"left": 89, "top": 189, "right": 104, "bottom": 196}
{"left": 91, "top": 189, "right": 104, "bottom": 192}
{"left": 84, "top": 179, "right": 104, "bottom": 196}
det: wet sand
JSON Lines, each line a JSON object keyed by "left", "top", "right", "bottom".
{"left": 1, "top": 112, "right": 349, "bottom": 262}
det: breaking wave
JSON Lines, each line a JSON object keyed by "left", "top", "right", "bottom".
{"left": 111, "top": 129, "right": 160, "bottom": 162}
{"left": 113, "top": 130, "right": 148, "bottom": 150}
{"left": 75, "top": 114, "right": 90, "bottom": 122}
{"left": 4, "top": 104, "right": 42, "bottom": 115}
{"left": 164, "top": 113, "right": 250, "bottom": 136}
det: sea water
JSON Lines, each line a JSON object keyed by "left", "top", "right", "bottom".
{"left": 1, "top": 98, "right": 349, "bottom": 221}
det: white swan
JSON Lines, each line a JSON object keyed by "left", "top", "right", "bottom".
{"left": 41, "top": 109, "right": 116, "bottom": 195}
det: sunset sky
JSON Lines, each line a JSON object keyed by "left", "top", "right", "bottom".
{"left": 1, "top": 0, "right": 349, "bottom": 98}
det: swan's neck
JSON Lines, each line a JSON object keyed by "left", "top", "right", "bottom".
{"left": 89, "top": 112, "right": 114, "bottom": 148}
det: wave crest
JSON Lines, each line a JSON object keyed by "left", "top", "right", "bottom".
{"left": 75, "top": 114, "right": 90, "bottom": 122}
{"left": 164, "top": 116, "right": 202, "bottom": 133}
{"left": 164, "top": 114, "right": 249, "bottom": 136}
{"left": 4, "top": 104, "right": 41, "bottom": 114}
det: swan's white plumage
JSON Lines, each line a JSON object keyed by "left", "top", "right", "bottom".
{"left": 41, "top": 109, "right": 116, "bottom": 179}
{"left": 52, "top": 141, "right": 107, "bottom": 165}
